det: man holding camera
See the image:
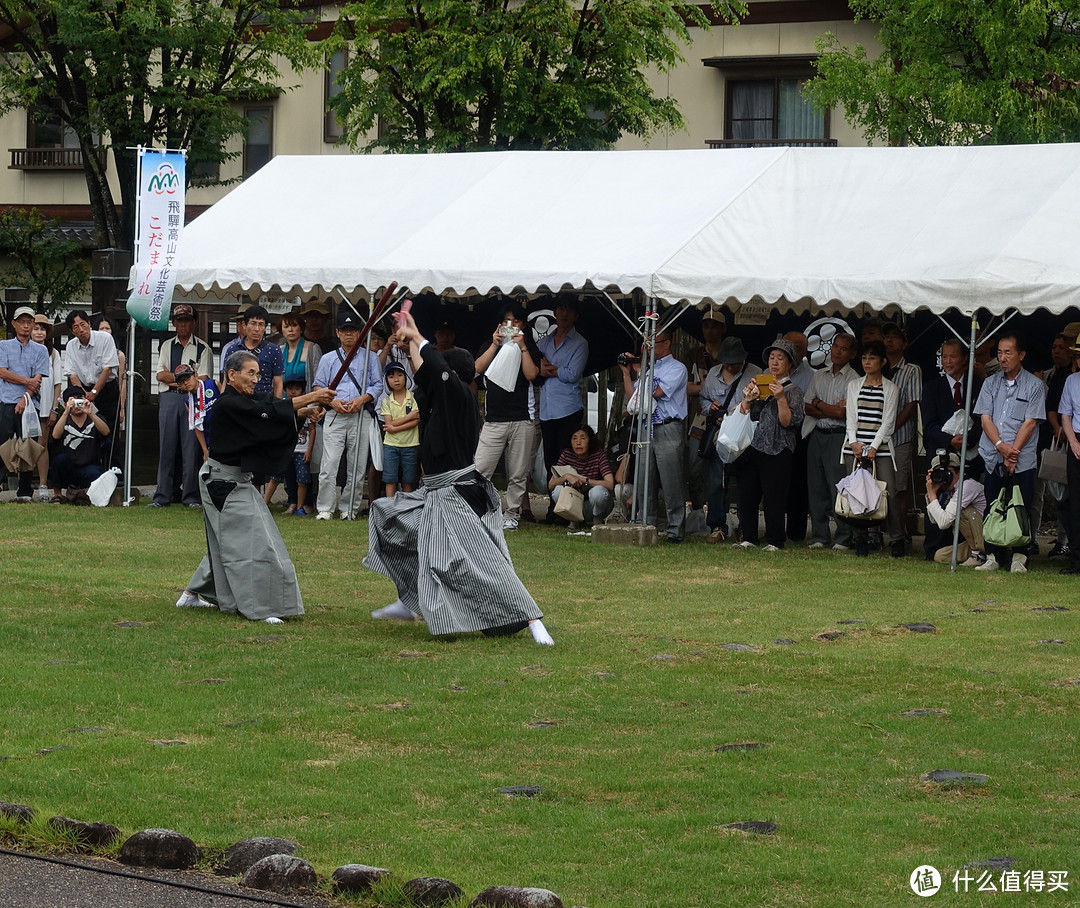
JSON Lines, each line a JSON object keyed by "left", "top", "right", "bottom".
{"left": 620, "top": 330, "right": 688, "bottom": 543}
{"left": 923, "top": 450, "right": 987, "bottom": 565}
{"left": 50, "top": 386, "right": 111, "bottom": 490}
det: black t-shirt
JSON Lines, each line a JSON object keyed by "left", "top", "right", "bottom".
{"left": 482, "top": 341, "right": 541, "bottom": 423}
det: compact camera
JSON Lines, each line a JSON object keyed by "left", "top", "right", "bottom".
{"left": 72, "top": 398, "right": 87, "bottom": 409}
{"left": 929, "top": 449, "right": 953, "bottom": 485}
{"left": 498, "top": 321, "right": 521, "bottom": 339}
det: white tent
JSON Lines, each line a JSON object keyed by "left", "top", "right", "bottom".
{"left": 174, "top": 144, "right": 1080, "bottom": 316}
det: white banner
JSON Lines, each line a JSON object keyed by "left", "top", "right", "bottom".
{"left": 127, "top": 150, "right": 185, "bottom": 330}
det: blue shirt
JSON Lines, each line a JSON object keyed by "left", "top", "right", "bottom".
{"left": 1056, "top": 372, "right": 1080, "bottom": 422}
{"left": 537, "top": 328, "right": 588, "bottom": 421}
{"left": 974, "top": 368, "right": 1045, "bottom": 473}
{"left": 312, "top": 345, "right": 383, "bottom": 403}
{"left": 0, "top": 338, "right": 50, "bottom": 405}
{"left": 635, "top": 354, "right": 688, "bottom": 423}
{"left": 220, "top": 338, "right": 284, "bottom": 397}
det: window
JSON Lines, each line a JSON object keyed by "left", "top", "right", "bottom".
{"left": 727, "top": 77, "right": 825, "bottom": 142}
{"left": 325, "top": 49, "right": 347, "bottom": 143}
{"left": 243, "top": 106, "right": 273, "bottom": 177}
{"left": 28, "top": 104, "right": 80, "bottom": 150}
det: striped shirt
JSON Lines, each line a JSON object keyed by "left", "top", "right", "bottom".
{"left": 855, "top": 384, "right": 890, "bottom": 451}
{"left": 888, "top": 360, "right": 922, "bottom": 446}
{"left": 555, "top": 446, "right": 612, "bottom": 481}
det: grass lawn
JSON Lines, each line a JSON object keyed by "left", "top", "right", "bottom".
{"left": 1, "top": 504, "right": 1078, "bottom": 907}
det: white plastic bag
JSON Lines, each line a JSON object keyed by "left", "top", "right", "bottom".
{"left": 485, "top": 341, "right": 522, "bottom": 393}
{"left": 88, "top": 467, "right": 121, "bottom": 507}
{"left": 941, "top": 409, "right": 971, "bottom": 437}
{"left": 714, "top": 409, "right": 756, "bottom": 464}
{"left": 22, "top": 393, "right": 41, "bottom": 438}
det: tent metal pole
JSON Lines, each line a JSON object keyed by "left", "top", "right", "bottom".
{"left": 949, "top": 314, "right": 980, "bottom": 571}
{"left": 122, "top": 316, "right": 137, "bottom": 505}
{"left": 602, "top": 292, "right": 645, "bottom": 339}
{"left": 630, "top": 304, "right": 659, "bottom": 526}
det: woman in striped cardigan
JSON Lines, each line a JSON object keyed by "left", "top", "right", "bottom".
{"left": 844, "top": 340, "right": 905, "bottom": 558}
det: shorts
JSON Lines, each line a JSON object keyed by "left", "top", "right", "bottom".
{"left": 382, "top": 444, "right": 419, "bottom": 486}
{"left": 272, "top": 452, "right": 311, "bottom": 485}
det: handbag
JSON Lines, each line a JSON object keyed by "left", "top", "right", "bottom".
{"left": 552, "top": 482, "right": 585, "bottom": 522}
{"left": 714, "top": 408, "right": 756, "bottom": 464}
{"left": 834, "top": 461, "right": 888, "bottom": 524}
{"left": 983, "top": 479, "right": 1031, "bottom": 548}
{"left": 1038, "top": 438, "right": 1067, "bottom": 486}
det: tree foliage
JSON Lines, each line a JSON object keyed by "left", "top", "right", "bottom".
{"left": 0, "top": 208, "right": 88, "bottom": 314}
{"left": 805, "top": 1, "right": 1080, "bottom": 146}
{"left": 0, "top": 0, "right": 320, "bottom": 250}
{"left": 329, "top": 0, "right": 746, "bottom": 153}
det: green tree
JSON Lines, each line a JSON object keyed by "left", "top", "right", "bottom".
{"left": 0, "top": 208, "right": 88, "bottom": 314}
{"left": 806, "top": 0, "right": 1080, "bottom": 146}
{"left": 329, "top": 0, "right": 746, "bottom": 153}
{"left": 0, "top": 0, "right": 319, "bottom": 251}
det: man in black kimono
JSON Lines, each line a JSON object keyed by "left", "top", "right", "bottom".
{"left": 177, "top": 351, "right": 334, "bottom": 622}
{"left": 364, "top": 312, "right": 553, "bottom": 645}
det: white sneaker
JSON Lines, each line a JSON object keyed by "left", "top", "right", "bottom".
{"left": 807, "top": 542, "right": 826, "bottom": 550}
{"left": 38, "top": 486, "right": 53, "bottom": 504}
{"left": 763, "top": 544, "right": 781, "bottom": 552}
{"left": 315, "top": 512, "right": 332, "bottom": 520}
{"left": 502, "top": 517, "right": 519, "bottom": 531}
{"left": 832, "top": 543, "right": 851, "bottom": 551}
{"left": 1010, "top": 554, "right": 1028, "bottom": 573}
{"left": 974, "top": 554, "right": 999, "bottom": 572}
{"left": 176, "top": 590, "right": 214, "bottom": 608}
{"left": 732, "top": 540, "right": 756, "bottom": 549}
{"left": 340, "top": 512, "right": 355, "bottom": 521}
{"left": 959, "top": 553, "right": 986, "bottom": 567}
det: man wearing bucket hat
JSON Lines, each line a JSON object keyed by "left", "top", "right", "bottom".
{"left": 0, "top": 306, "right": 50, "bottom": 502}
{"left": 698, "top": 335, "right": 758, "bottom": 543}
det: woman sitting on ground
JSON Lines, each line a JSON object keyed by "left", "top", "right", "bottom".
{"left": 843, "top": 339, "right": 905, "bottom": 558}
{"left": 547, "top": 424, "right": 615, "bottom": 527}
{"left": 731, "top": 337, "right": 805, "bottom": 550}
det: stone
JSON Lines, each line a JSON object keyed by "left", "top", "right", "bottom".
{"left": 593, "top": 672, "right": 620, "bottom": 679}
{"left": 963, "top": 856, "right": 1017, "bottom": 872}
{"left": 36, "top": 745, "right": 73, "bottom": 755}
{"left": 715, "top": 742, "right": 769, "bottom": 753}
{"left": 119, "top": 828, "right": 200, "bottom": 868}
{"left": 1031, "top": 606, "right": 1069, "bottom": 612}
{"left": 403, "top": 876, "right": 466, "bottom": 906}
{"left": 220, "top": 836, "right": 299, "bottom": 876}
{"left": 527, "top": 721, "right": 557, "bottom": 728}
{"left": 837, "top": 619, "right": 866, "bottom": 625}
{"left": 1040, "top": 639, "right": 1066, "bottom": 645}
{"left": 898, "top": 623, "right": 937, "bottom": 633}
{"left": 498, "top": 785, "right": 549, "bottom": 798}
{"left": 772, "top": 639, "right": 796, "bottom": 646}
{"left": 719, "top": 643, "right": 757, "bottom": 652}
{"left": 47, "top": 817, "right": 121, "bottom": 850}
{"left": 920, "top": 769, "right": 989, "bottom": 785}
{"left": 471, "top": 885, "right": 565, "bottom": 908}
{"left": 331, "top": 863, "right": 390, "bottom": 894}
{"left": 652, "top": 653, "right": 675, "bottom": 661}
{"left": 902, "top": 709, "right": 948, "bottom": 718}
{"left": 814, "top": 632, "right": 846, "bottom": 642}
{"left": 240, "top": 854, "right": 318, "bottom": 893}
{"left": 0, "top": 802, "right": 36, "bottom": 824}
{"left": 591, "top": 524, "right": 657, "bottom": 547}
{"left": 722, "top": 821, "right": 777, "bottom": 835}
{"left": 115, "top": 621, "right": 143, "bottom": 628}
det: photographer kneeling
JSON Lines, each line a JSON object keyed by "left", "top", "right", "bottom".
{"left": 923, "top": 450, "right": 987, "bottom": 565}
{"left": 50, "top": 386, "right": 110, "bottom": 492}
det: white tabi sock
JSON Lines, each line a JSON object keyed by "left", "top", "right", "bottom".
{"left": 371, "top": 599, "right": 417, "bottom": 621}
{"left": 264, "top": 616, "right": 284, "bottom": 624}
{"left": 529, "top": 619, "right": 554, "bottom": 646}
{"left": 176, "top": 590, "right": 214, "bottom": 608}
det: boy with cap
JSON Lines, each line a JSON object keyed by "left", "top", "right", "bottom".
{"left": 380, "top": 360, "right": 419, "bottom": 497}
{"left": 173, "top": 364, "right": 219, "bottom": 465}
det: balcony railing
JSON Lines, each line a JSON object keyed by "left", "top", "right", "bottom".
{"left": 9, "top": 147, "right": 108, "bottom": 171}
{"left": 706, "top": 138, "right": 838, "bottom": 149}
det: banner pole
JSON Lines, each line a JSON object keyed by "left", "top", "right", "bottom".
{"left": 122, "top": 149, "right": 144, "bottom": 507}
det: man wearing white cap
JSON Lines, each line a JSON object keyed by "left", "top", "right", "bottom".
{"left": 0, "top": 306, "right": 50, "bottom": 501}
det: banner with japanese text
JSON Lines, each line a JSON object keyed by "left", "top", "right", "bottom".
{"left": 126, "top": 150, "right": 185, "bottom": 330}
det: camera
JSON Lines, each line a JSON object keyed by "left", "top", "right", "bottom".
{"left": 498, "top": 321, "right": 521, "bottom": 339}
{"left": 616, "top": 353, "right": 641, "bottom": 366}
{"left": 929, "top": 449, "right": 953, "bottom": 485}
{"left": 72, "top": 398, "right": 87, "bottom": 409}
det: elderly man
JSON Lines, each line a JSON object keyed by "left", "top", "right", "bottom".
{"left": 0, "top": 306, "right": 50, "bottom": 502}
{"left": 804, "top": 331, "right": 858, "bottom": 550}
{"left": 973, "top": 333, "right": 1045, "bottom": 573}
{"left": 312, "top": 309, "right": 383, "bottom": 520}
{"left": 922, "top": 338, "right": 983, "bottom": 478}
{"left": 63, "top": 309, "right": 121, "bottom": 464}
{"left": 178, "top": 351, "right": 334, "bottom": 622}
{"left": 149, "top": 304, "right": 214, "bottom": 509}
{"left": 621, "top": 330, "right": 688, "bottom": 543}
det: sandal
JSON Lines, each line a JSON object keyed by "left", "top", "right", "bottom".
{"left": 285, "top": 504, "right": 296, "bottom": 514}
{"left": 293, "top": 507, "right": 309, "bottom": 517}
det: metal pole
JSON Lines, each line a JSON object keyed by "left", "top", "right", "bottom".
{"left": 122, "top": 316, "right": 137, "bottom": 505}
{"left": 630, "top": 303, "right": 659, "bottom": 525}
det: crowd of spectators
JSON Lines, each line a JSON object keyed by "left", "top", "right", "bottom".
{"left": 4, "top": 296, "right": 1079, "bottom": 577}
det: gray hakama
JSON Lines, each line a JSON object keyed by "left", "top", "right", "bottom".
{"left": 187, "top": 459, "right": 304, "bottom": 621}
{"left": 364, "top": 464, "right": 542, "bottom": 636}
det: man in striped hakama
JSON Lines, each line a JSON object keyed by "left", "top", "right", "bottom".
{"left": 364, "top": 312, "right": 554, "bottom": 645}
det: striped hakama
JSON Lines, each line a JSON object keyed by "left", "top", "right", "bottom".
{"left": 187, "top": 459, "right": 304, "bottom": 621}
{"left": 363, "top": 464, "right": 542, "bottom": 636}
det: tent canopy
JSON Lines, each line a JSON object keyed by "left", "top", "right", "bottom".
{"left": 173, "top": 144, "right": 1080, "bottom": 316}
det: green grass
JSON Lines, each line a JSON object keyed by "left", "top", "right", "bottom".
{"left": 2, "top": 505, "right": 1078, "bottom": 907}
